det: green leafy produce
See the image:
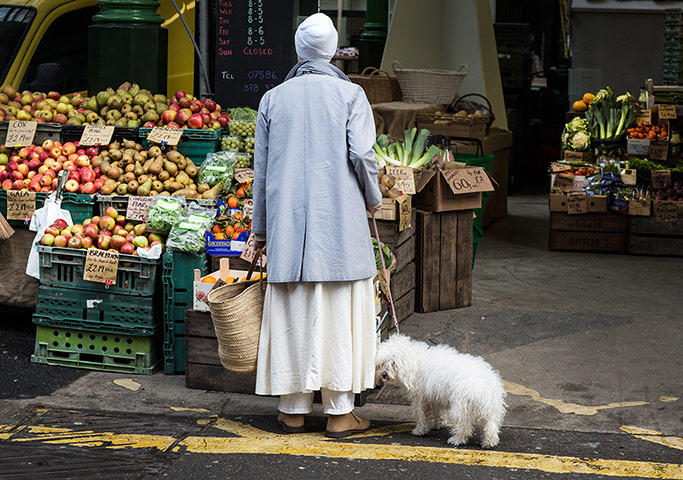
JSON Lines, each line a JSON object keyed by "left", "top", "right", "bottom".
{"left": 585, "top": 87, "right": 638, "bottom": 140}
{"left": 627, "top": 156, "right": 683, "bottom": 172}
{"left": 372, "top": 239, "right": 392, "bottom": 271}
{"left": 561, "top": 117, "right": 591, "bottom": 151}
{"left": 199, "top": 152, "right": 237, "bottom": 189}
{"left": 166, "top": 213, "right": 212, "bottom": 253}
{"left": 228, "top": 107, "right": 258, "bottom": 121}
{"left": 146, "top": 197, "right": 186, "bottom": 235}
{"left": 374, "top": 129, "right": 441, "bottom": 168}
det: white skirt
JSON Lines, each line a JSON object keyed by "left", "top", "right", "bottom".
{"left": 255, "top": 278, "right": 377, "bottom": 396}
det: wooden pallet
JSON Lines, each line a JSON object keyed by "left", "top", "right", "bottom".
{"left": 549, "top": 213, "right": 628, "bottom": 253}
{"left": 415, "top": 209, "right": 473, "bottom": 312}
{"left": 628, "top": 216, "right": 683, "bottom": 256}
{"left": 185, "top": 309, "right": 256, "bottom": 392}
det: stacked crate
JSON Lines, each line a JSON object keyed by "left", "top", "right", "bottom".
{"left": 162, "top": 250, "right": 208, "bottom": 374}
{"left": 31, "top": 246, "right": 163, "bottom": 374}
{"left": 664, "top": 9, "right": 683, "bottom": 86}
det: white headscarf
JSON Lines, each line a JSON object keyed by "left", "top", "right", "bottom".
{"left": 295, "top": 13, "right": 338, "bottom": 62}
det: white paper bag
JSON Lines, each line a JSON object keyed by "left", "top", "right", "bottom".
{"left": 26, "top": 192, "right": 73, "bottom": 279}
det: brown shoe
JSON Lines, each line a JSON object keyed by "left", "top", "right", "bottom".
{"left": 277, "top": 413, "right": 306, "bottom": 433}
{"left": 325, "top": 411, "right": 371, "bottom": 438}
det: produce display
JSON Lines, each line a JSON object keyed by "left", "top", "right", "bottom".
{"left": 38, "top": 207, "right": 164, "bottom": 254}
{"left": 211, "top": 211, "right": 250, "bottom": 240}
{"left": 571, "top": 92, "right": 595, "bottom": 113}
{"left": 561, "top": 117, "right": 591, "bottom": 152}
{"left": 374, "top": 128, "right": 440, "bottom": 168}
{"left": 229, "top": 120, "right": 256, "bottom": 137}
{"left": 145, "top": 196, "right": 186, "bottom": 235}
{"left": 1, "top": 140, "right": 100, "bottom": 193}
{"left": 584, "top": 87, "right": 637, "bottom": 141}
{"left": 627, "top": 123, "right": 668, "bottom": 140}
{"left": 166, "top": 209, "right": 214, "bottom": 253}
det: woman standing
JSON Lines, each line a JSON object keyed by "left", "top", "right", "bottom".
{"left": 251, "top": 13, "right": 382, "bottom": 437}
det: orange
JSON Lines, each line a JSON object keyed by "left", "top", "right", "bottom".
{"left": 227, "top": 197, "right": 239, "bottom": 208}
{"left": 201, "top": 276, "right": 217, "bottom": 284}
{"left": 572, "top": 100, "right": 588, "bottom": 112}
{"left": 236, "top": 187, "right": 245, "bottom": 198}
{"left": 582, "top": 93, "right": 595, "bottom": 104}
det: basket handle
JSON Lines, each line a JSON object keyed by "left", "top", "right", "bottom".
{"left": 456, "top": 64, "right": 469, "bottom": 73}
{"left": 246, "top": 247, "right": 265, "bottom": 284}
{"left": 451, "top": 93, "right": 495, "bottom": 130}
{"left": 392, "top": 60, "right": 404, "bottom": 72}
{"left": 361, "top": 66, "right": 391, "bottom": 78}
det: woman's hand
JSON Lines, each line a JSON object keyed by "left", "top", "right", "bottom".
{"left": 366, "top": 203, "right": 382, "bottom": 215}
{"left": 254, "top": 240, "right": 267, "bottom": 251}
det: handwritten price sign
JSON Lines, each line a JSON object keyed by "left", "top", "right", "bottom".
{"left": 83, "top": 248, "right": 119, "bottom": 284}
{"left": 441, "top": 167, "right": 494, "bottom": 194}
{"left": 233, "top": 168, "right": 254, "bottom": 183}
{"left": 566, "top": 192, "right": 587, "bottom": 214}
{"left": 657, "top": 104, "right": 677, "bottom": 120}
{"left": 6, "top": 190, "right": 36, "bottom": 221}
{"left": 6, "top": 121, "right": 37, "bottom": 147}
{"left": 126, "top": 196, "right": 155, "bottom": 221}
{"left": 385, "top": 166, "right": 416, "bottom": 195}
{"left": 242, "top": 199, "right": 254, "bottom": 218}
{"left": 146, "top": 127, "right": 184, "bottom": 146}
{"left": 79, "top": 125, "right": 114, "bottom": 146}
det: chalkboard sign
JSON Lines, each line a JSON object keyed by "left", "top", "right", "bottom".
{"left": 214, "top": 0, "right": 295, "bottom": 109}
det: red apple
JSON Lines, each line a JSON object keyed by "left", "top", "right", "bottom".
{"left": 97, "top": 234, "right": 111, "bottom": 249}
{"left": 40, "top": 175, "right": 52, "bottom": 187}
{"left": 188, "top": 113, "right": 204, "bottom": 129}
{"left": 27, "top": 159, "right": 41, "bottom": 171}
{"left": 105, "top": 206, "right": 119, "bottom": 219}
{"left": 40, "top": 233, "right": 55, "bottom": 246}
{"left": 115, "top": 215, "right": 126, "bottom": 226}
{"left": 167, "top": 122, "right": 180, "bottom": 129}
{"left": 217, "top": 116, "right": 229, "bottom": 128}
{"left": 52, "top": 219, "right": 68, "bottom": 230}
{"left": 85, "top": 147, "right": 98, "bottom": 157}
{"left": 120, "top": 242, "right": 135, "bottom": 255}
{"left": 12, "top": 180, "right": 24, "bottom": 190}
{"left": 133, "top": 223, "right": 146, "bottom": 236}
{"left": 67, "top": 236, "right": 82, "bottom": 249}
{"left": 90, "top": 215, "right": 101, "bottom": 226}
{"left": 71, "top": 224, "right": 84, "bottom": 235}
{"left": 175, "top": 108, "right": 191, "bottom": 125}
{"left": 44, "top": 226, "right": 60, "bottom": 237}
{"left": 62, "top": 142, "right": 76, "bottom": 155}
{"left": 204, "top": 99, "right": 217, "bottom": 112}
{"left": 75, "top": 155, "right": 90, "bottom": 168}
{"left": 66, "top": 171, "right": 80, "bottom": 183}
{"left": 17, "top": 163, "right": 29, "bottom": 176}
{"left": 80, "top": 167, "right": 96, "bottom": 183}
{"left": 93, "top": 178, "right": 104, "bottom": 191}
{"left": 175, "top": 90, "right": 186, "bottom": 99}
{"left": 110, "top": 234, "right": 126, "bottom": 251}
{"left": 161, "top": 109, "right": 177, "bottom": 124}
{"left": 99, "top": 215, "right": 115, "bottom": 231}
{"left": 53, "top": 235, "right": 68, "bottom": 247}
{"left": 80, "top": 182, "right": 96, "bottom": 194}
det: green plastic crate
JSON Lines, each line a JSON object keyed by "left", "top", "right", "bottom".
{"left": 31, "top": 325, "right": 160, "bottom": 374}
{"left": 162, "top": 250, "right": 208, "bottom": 374}
{"left": 139, "top": 127, "right": 224, "bottom": 166}
{"left": 37, "top": 245, "right": 161, "bottom": 296}
{"left": 32, "top": 285, "right": 160, "bottom": 336}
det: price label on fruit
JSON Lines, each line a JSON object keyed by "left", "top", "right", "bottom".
{"left": 146, "top": 127, "right": 184, "bottom": 146}
{"left": 651, "top": 170, "right": 671, "bottom": 190}
{"left": 385, "top": 166, "right": 416, "bottom": 194}
{"left": 83, "top": 248, "right": 119, "bottom": 284}
{"left": 79, "top": 125, "right": 114, "bottom": 146}
{"left": 657, "top": 104, "right": 677, "bottom": 120}
{"left": 551, "top": 162, "right": 571, "bottom": 173}
{"left": 126, "top": 196, "right": 155, "bottom": 221}
{"left": 654, "top": 200, "right": 678, "bottom": 223}
{"left": 441, "top": 167, "right": 494, "bottom": 194}
{"left": 649, "top": 140, "right": 668, "bottom": 161}
{"left": 6, "top": 121, "right": 37, "bottom": 147}
{"left": 233, "top": 168, "right": 254, "bottom": 183}
{"left": 6, "top": 190, "right": 36, "bottom": 220}
{"left": 566, "top": 192, "right": 587, "bottom": 214}
{"left": 552, "top": 174, "right": 574, "bottom": 193}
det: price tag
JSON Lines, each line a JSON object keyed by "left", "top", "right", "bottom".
{"left": 649, "top": 140, "right": 668, "bottom": 161}
{"left": 396, "top": 194, "right": 412, "bottom": 231}
{"left": 552, "top": 174, "right": 575, "bottom": 193}
{"left": 146, "top": 127, "right": 184, "bottom": 146}
{"left": 79, "top": 125, "right": 114, "bottom": 146}
{"left": 551, "top": 162, "right": 572, "bottom": 173}
{"left": 563, "top": 150, "right": 587, "bottom": 162}
{"left": 385, "top": 166, "right": 416, "bottom": 195}
{"left": 635, "top": 109, "right": 652, "bottom": 125}
{"left": 441, "top": 167, "right": 494, "bottom": 194}
{"left": 242, "top": 199, "right": 254, "bottom": 218}
{"left": 240, "top": 234, "right": 267, "bottom": 267}
{"left": 83, "top": 248, "right": 119, "bottom": 284}
{"left": 654, "top": 200, "right": 678, "bottom": 223}
{"left": 651, "top": 170, "right": 671, "bottom": 190}
{"left": 233, "top": 168, "right": 254, "bottom": 183}
{"left": 6, "top": 121, "right": 37, "bottom": 147}
{"left": 6, "top": 190, "right": 36, "bottom": 221}
{"left": 628, "top": 198, "right": 651, "bottom": 216}
{"left": 658, "top": 104, "right": 677, "bottom": 120}
{"left": 566, "top": 192, "right": 587, "bottom": 214}
{"left": 126, "top": 196, "right": 155, "bottom": 221}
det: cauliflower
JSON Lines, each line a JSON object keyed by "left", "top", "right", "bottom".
{"left": 562, "top": 117, "right": 591, "bottom": 151}
{"left": 569, "top": 131, "right": 590, "bottom": 151}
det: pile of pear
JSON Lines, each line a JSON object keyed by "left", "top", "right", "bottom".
{"left": 95, "top": 139, "right": 220, "bottom": 199}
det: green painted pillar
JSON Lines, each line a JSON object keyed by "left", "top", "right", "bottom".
{"left": 87, "top": 0, "right": 168, "bottom": 94}
{"left": 359, "top": 0, "right": 388, "bottom": 71}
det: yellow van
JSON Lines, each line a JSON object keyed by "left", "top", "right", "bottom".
{"left": 0, "top": 0, "right": 195, "bottom": 96}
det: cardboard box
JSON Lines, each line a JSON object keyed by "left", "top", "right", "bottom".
{"left": 549, "top": 193, "right": 608, "bottom": 213}
{"left": 193, "top": 266, "right": 261, "bottom": 312}
{"left": 205, "top": 230, "right": 249, "bottom": 256}
{"left": 413, "top": 164, "right": 495, "bottom": 213}
{"left": 628, "top": 199, "right": 651, "bottom": 216}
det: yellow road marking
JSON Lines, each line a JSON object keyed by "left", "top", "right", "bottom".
{"left": 621, "top": 426, "right": 683, "bottom": 451}
{"left": 503, "top": 381, "right": 649, "bottom": 415}
{"left": 113, "top": 379, "right": 141, "bottom": 392}
{"left": 660, "top": 396, "right": 680, "bottom": 403}
{"left": 1, "top": 420, "right": 682, "bottom": 478}
{"left": 170, "top": 407, "right": 211, "bottom": 413}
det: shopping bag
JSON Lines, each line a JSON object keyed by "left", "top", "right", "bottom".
{"left": 26, "top": 192, "right": 73, "bottom": 279}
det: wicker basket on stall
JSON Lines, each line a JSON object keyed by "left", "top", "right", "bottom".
{"left": 392, "top": 61, "right": 468, "bottom": 104}
{"left": 349, "top": 67, "right": 403, "bottom": 104}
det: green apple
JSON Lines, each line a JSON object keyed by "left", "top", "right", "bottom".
{"left": 0, "top": 153, "right": 8, "bottom": 165}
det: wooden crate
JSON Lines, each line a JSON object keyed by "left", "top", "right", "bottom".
{"left": 627, "top": 216, "right": 683, "bottom": 257}
{"left": 548, "top": 213, "right": 628, "bottom": 253}
{"left": 415, "top": 209, "right": 473, "bottom": 312}
{"left": 185, "top": 309, "right": 256, "bottom": 393}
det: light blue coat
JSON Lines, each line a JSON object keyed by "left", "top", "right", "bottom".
{"left": 252, "top": 60, "right": 382, "bottom": 283}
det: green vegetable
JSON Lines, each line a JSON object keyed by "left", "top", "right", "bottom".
{"left": 228, "top": 107, "right": 258, "bottom": 121}
{"left": 166, "top": 214, "right": 212, "bottom": 253}
{"left": 199, "top": 152, "right": 237, "bottom": 190}
{"left": 373, "top": 128, "right": 440, "bottom": 168}
{"left": 146, "top": 197, "right": 186, "bottom": 235}
{"left": 628, "top": 156, "right": 683, "bottom": 172}
{"left": 585, "top": 87, "right": 638, "bottom": 141}
{"left": 372, "top": 239, "right": 392, "bottom": 271}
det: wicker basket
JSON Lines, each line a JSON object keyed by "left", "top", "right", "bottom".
{"left": 349, "top": 67, "right": 402, "bottom": 104}
{"left": 207, "top": 263, "right": 266, "bottom": 374}
{"left": 392, "top": 61, "right": 468, "bottom": 104}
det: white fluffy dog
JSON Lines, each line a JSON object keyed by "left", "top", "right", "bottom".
{"left": 376, "top": 334, "right": 506, "bottom": 448}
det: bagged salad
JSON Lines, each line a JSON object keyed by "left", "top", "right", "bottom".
{"left": 199, "top": 152, "right": 237, "bottom": 191}
{"left": 166, "top": 204, "right": 215, "bottom": 253}
{"left": 146, "top": 196, "right": 187, "bottom": 235}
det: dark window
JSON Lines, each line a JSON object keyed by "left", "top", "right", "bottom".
{"left": 0, "top": 6, "right": 36, "bottom": 83}
{"left": 22, "top": 7, "right": 97, "bottom": 92}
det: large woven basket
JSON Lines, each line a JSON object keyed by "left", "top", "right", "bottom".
{"left": 392, "top": 61, "right": 468, "bottom": 104}
{"left": 349, "top": 67, "right": 402, "bottom": 104}
{"left": 207, "top": 275, "right": 266, "bottom": 374}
